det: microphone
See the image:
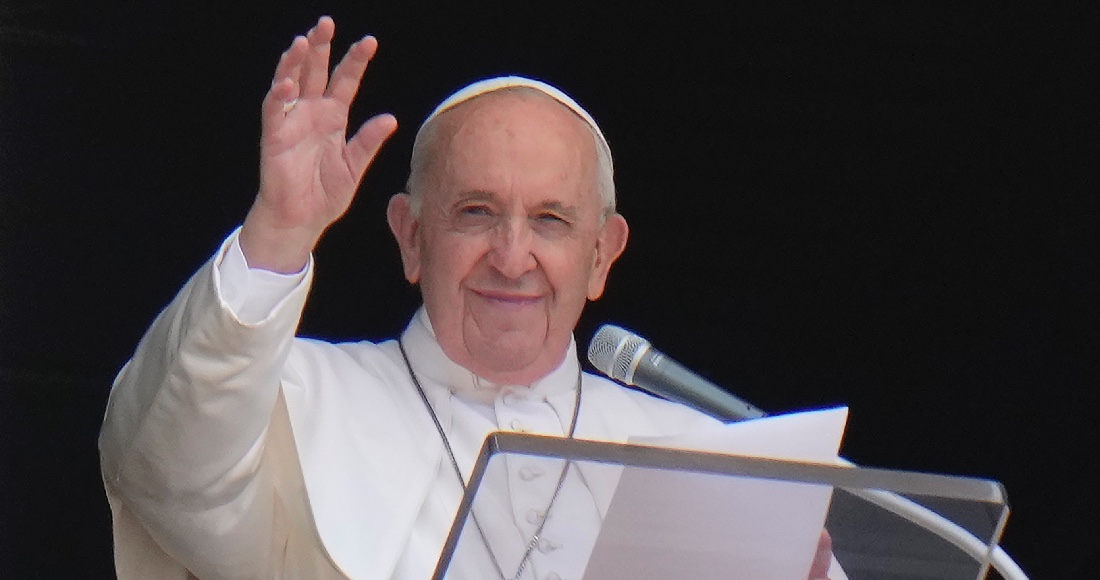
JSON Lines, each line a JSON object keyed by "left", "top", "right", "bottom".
{"left": 587, "top": 324, "right": 766, "bottom": 422}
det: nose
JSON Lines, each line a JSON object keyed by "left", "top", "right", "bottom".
{"left": 487, "top": 216, "right": 537, "bottom": 279}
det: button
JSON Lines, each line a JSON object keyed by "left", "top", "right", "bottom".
{"left": 526, "top": 509, "right": 546, "bottom": 524}
{"left": 545, "top": 573, "right": 561, "bottom": 580}
{"left": 537, "top": 538, "right": 561, "bottom": 553}
{"left": 519, "top": 465, "right": 545, "bottom": 481}
{"left": 509, "top": 418, "right": 526, "bottom": 432}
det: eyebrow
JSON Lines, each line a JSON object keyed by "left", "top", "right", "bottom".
{"left": 450, "top": 190, "right": 496, "bottom": 206}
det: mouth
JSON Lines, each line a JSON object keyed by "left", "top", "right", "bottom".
{"left": 470, "top": 288, "right": 544, "bottom": 309}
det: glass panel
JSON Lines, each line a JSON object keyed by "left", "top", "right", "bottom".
{"left": 435, "top": 433, "right": 1008, "bottom": 580}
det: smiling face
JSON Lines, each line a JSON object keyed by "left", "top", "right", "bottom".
{"left": 388, "top": 89, "right": 628, "bottom": 385}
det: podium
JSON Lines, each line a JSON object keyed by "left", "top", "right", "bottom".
{"left": 432, "top": 432, "right": 1010, "bottom": 580}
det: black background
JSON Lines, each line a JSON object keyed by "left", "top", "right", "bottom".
{"left": 1, "top": 1, "right": 1096, "bottom": 577}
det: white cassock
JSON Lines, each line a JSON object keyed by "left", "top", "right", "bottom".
{"left": 99, "top": 229, "right": 732, "bottom": 579}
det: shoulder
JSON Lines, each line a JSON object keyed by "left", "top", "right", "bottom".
{"left": 284, "top": 336, "right": 401, "bottom": 375}
{"left": 280, "top": 337, "right": 416, "bottom": 405}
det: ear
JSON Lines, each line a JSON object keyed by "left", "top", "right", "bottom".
{"left": 587, "top": 213, "right": 629, "bottom": 300}
{"left": 386, "top": 193, "right": 422, "bottom": 284}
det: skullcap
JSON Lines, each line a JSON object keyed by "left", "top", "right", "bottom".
{"left": 419, "top": 75, "right": 612, "bottom": 166}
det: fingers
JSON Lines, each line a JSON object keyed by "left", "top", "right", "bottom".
{"left": 271, "top": 35, "right": 307, "bottom": 90}
{"left": 326, "top": 36, "right": 379, "bottom": 108}
{"left": 807, "top": 529, "right": 833, "bottom": 579}
{"left": 266, "top": 17, "right": 374, "bottom": 117}
{"left": 346, "top": 113, "right": 399, "bottom": 181}
{"left": 261, "top": 77, "right": 296, "bottom": 136}
{"left": 261, "top": 16, "right": 393, "bottom": 155}
{"left": 298, "top": 16, "right": 335, "bottom": 99}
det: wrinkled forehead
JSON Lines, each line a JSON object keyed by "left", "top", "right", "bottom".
{"left": 418, "top": 76, "right": 613, "bottom": 167}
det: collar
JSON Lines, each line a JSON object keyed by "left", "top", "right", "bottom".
{"left": 400, "top": 306, "right": 581, "bottom": 405}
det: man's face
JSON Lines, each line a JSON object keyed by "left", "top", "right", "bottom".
{"left": 389, "top": 91, "right": 628, "bottom": 385}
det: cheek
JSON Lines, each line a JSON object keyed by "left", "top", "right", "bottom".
{"left": 542, "top": 249, "right": 597, "bottom": 305}
{"left": 422, "top": 234, "right": 487, "bottom": 291}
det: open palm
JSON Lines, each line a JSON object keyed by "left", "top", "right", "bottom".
{"left": 243, "top": 16, "right": 397, "bottom": 272}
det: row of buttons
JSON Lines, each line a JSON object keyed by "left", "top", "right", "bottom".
{"left": 497, "top": 388, "right": 568, "bottom": 580}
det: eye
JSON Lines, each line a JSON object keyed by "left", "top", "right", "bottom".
{"left": 460, "top": 204, "right": 493, "bottom": 217}
{"left": 534, "top": 211, "right": 568, "bottom": 224}
{"left": 530, "top": 211, "right": 575, "bottom": 238}
{"left": 451, "top": 203, "right": 496, "bottom": 231}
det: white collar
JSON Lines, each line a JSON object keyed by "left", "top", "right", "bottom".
{"left": 399, "top": 306, "right": 581, "bottom": 405}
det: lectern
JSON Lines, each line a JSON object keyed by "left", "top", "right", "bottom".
{"left": 433, "top": 432, "right": 1010, "bottom": 580}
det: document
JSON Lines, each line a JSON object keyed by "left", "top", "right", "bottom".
{"left": 582, "top": 407, "right": 849, "bottom": 580}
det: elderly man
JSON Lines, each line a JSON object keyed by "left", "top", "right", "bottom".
{"left": 100, "top": 16, "right": 838, "bottom": 580}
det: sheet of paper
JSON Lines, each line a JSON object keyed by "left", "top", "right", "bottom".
{"left": 582, "top": 407, "right": 849, "bottom": 580}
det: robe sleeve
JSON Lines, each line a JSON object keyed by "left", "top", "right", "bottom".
{"left": 98, "top": 228, "right": 314, "bottom": 578}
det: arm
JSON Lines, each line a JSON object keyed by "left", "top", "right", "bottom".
{"left": 100, "top": 240, "right": 311, "bottom": 577}
{"left": 99, "top": 16, "right": 396, "bottom": 576}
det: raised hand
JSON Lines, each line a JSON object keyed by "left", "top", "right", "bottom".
{"left": 240, "top": 16, "right": 398, "bottom": 273}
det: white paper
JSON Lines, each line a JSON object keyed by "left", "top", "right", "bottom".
{"left": 582, "top": 407, "right": 849, "bottom": 580}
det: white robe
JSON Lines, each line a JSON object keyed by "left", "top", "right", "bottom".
{"left": 98, "top": 232, "right": 723, "bottom": 579}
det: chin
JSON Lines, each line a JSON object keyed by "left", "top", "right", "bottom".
{"left": 466, "top": 336, "right": 549, "bottom": 380}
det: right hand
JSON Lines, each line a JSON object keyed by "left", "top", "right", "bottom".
{"left": 240, "top": 16, "right": 398, "bottom": 273}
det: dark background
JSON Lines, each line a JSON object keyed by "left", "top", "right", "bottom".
{"left": 1, "top": 1, "right": 1096, "bottom": 577}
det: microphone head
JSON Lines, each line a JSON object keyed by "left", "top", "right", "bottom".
{"left": 587, "top": 324, "right": 650, "bottom": 384}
